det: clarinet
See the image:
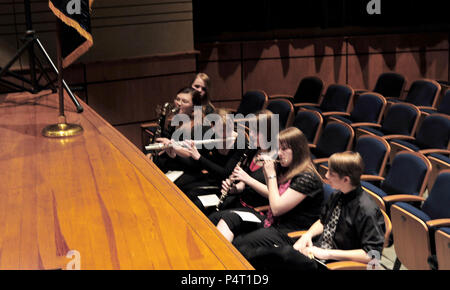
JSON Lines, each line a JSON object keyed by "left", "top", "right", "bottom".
{"left": 216, "top": 146, "right": 252, "bottom": 211}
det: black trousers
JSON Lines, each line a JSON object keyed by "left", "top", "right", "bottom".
{"left": 209, "top": 208, "right": 296, "bottom": 258}
{"left": 187, "top": 187, "right": 242, "bottom": 215}
{"left": 246, "top": 245, "right": 327, "bottom": 270}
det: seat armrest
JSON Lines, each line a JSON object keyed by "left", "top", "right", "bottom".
{"left": 326, "top": 261, "right": 368, "bottom": 270}
{"left": 419, "top": 106, "right": 436, "bottom": 111}
{"left": 383, "top": 135, "right": 415, "bottom": 141}
{"left": 426, "top": 219, "right": 450, "bottom": 228}
{"left": 321, "top": 111, "right": 351, "bottom": 117}
{"left": 270, "top": 94, "right": 293, "bottom": 99}
{"left": 388, "top": 135, "right": 416, "bottom": 141}
{"left": 382, "top": 194, "right": 425, "bottom": 204}
{"left": 417, "top": 105, "right": 436, "bottom": 110}
{"left": 313, "top": 158, "right": 329, "bottom": 165}
{"left": 419, "top": 149, "right": 450, "bottom": 155}
{"left": 328, "top": 116, "right": 342, "bottom": 123}
{"left": 296, "top": 103, "right": 320, "bottom": 108}
{"left": 352, "top": 122, "right": 382, "bottom": 128}
{"left": 360, "top": 175, "right": 385, "bottom": 182}
{"left": 428, "top": 155, "right": 450, "bottom": 166}
{"left": 287, "top": 230, "right": 307, "bottom": 239}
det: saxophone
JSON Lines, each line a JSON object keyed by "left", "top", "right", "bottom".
{"left": 147, "top": 102, "right": 179, "bottom": 157}
{"left": 216, "top": 145, "right": 252, "bottom": 211}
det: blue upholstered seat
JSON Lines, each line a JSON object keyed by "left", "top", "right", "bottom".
{"left": 292, "top": 109, "right": 323, "bottom": 145}
{"left": 236, "top": 90, "right": 268, "bottom": 116}
{"left": 292, "top": 76, "right": 324, "bottom": 105}
{"left": 301, "top": 84, "right": 354, "bottom": 115}
{"left": 390, "top": 170, "right": 450, "bottom": 270}
{"left": 373, "top": 72, "right": 406, "bottom": 100}
{"left": 421, "top": 89, "right": 450, "bottom": 116}
{"left": 358, "top": 102, "right": 420, "bottom": 139}
{"left": 361, "top": 151, "right": 431, "bottom": 212}
{"left": 319, "top": 135, "right": 390, "bottom": 181}
{"left": 356, "top": 135, "right": 390, "bottom": 177}
{"left": 389, "top": 79, "right": 441, "bottom": 108}
{"left": 435, "top": 227, "right": 450, "bottom": 270}
{"left": 310, "top": 121, "right": 354, "bottom": 160}
{"left": 390, "top": 114, "right": 450, "bottom": 153}
{"left": 266, "top": 98, "right": 294, "bottom": 130}
{"left": 329, "top": 93, "right": 386, "bottom": 125}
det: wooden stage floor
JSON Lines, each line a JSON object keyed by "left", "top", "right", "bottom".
{"left": 0, "top": 90, "right": 252, "bottom": 270}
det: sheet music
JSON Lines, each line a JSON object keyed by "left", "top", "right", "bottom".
{"left": 197, "top": 194, "right": 220, "bottom": 208}
{"left": 232, "top": 210, "right": 262, "bottom": 223}
{"left": 165, "top": 170, "right": 184, "bottom": 182}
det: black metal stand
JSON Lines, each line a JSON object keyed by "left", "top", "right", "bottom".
{"left": 0, "top": 0, "right": 83, "bottom": 113}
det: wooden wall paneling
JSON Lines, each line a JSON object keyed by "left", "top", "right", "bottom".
{"left": 64, "top": 64, "right": 86, "bottom": 85}
{"left": 242, "top": 37, "right": 345, "bottom": 59}
{"left": 114, "top": 123, "right": 145, "bottom": 157}
{"left": 196, "top": 41, "right": 242, "bottom": 102}
{"left": 86, "top": 22, "right": 194, "bottom": 63}
{"left": 347, "top": 33, "right": 449, "bottom": 91}
{"left": 197, "top": 60, "right": 242, "bottom": 102}
{"left": 87, "top": 72, "right": 195, "bottom": 126}
{"left": 196, "top": 32, "right": 448, "bottom": 110}
{"left": 211, "top": 100, "right": 241, "bottom": 111}
{"left": 1, "top": 0, "right": 195, "bottom": 67}
{"left": 243, "top": 55, "right": 347, "bottom": 97}
{"left": 86, "top": 54, "right": 197, "bottom": 83}
{"left": 196, "top": 42, "right": 241, "bottom": 62}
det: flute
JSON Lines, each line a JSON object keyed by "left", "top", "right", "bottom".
{"left": 145, "top": 137, "right": 237, "bottom": 151}
{"left": 254, "top": 152, "right": 281, "bottom": 163}
{"left": 255, "top": 158, "right": 281, "bottom": 163}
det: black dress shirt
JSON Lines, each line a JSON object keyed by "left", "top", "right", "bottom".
{"left": 317, "top": 186, "right": 385, "bottom": 255}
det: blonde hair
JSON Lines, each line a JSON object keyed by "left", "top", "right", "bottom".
{"left": 192, "top": 73, "right": 215, "bottom": 114}
{"left": 195, "top": 73, "right": 211, "bottom": 90}
{"left": 328, "top": 151, "right": 364, "bottom": 186}
{"left": 277, "top": 127, "right": 318, "bottom": 184}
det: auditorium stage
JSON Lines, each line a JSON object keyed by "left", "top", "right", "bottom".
{"left": 0, "top": 90, "right": 252, "bottom": 270}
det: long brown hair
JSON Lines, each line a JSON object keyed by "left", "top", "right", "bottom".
{"left": 277, "top": 127, "right": 319, "bottom": 184}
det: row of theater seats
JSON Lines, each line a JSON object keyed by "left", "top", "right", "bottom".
{"left": 238, "top": 73, "right": 449, "bottom": 270}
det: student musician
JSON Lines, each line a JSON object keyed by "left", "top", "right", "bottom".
{"left": 191, "top": 73, "right": 215, "bottom": 115}
{"left": 203, "top": 111, "right": 275, "bottom": 215}
{"left": 164, "top": 108, "right": 247, "bottom": 194}
{"left": 152, "top": 87, "right": 202, "bottom": 172}
{"left": 215, "top": 127, "right": 324, "bottom": 258}
{"left": 188, "top": 111, "right": 275, "bottom": 214}
{"left": 246, "top": 152, "right": 386, "bottom": 270}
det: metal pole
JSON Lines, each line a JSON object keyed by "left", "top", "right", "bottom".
{"left": 56, "top": 20, "right": 64, "bottom": 117}
{"left": 24, "top": 0, "right": 37, "bottom": 92}
{"left": 35, "top": 38, "right": 84, "bottom": 113}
